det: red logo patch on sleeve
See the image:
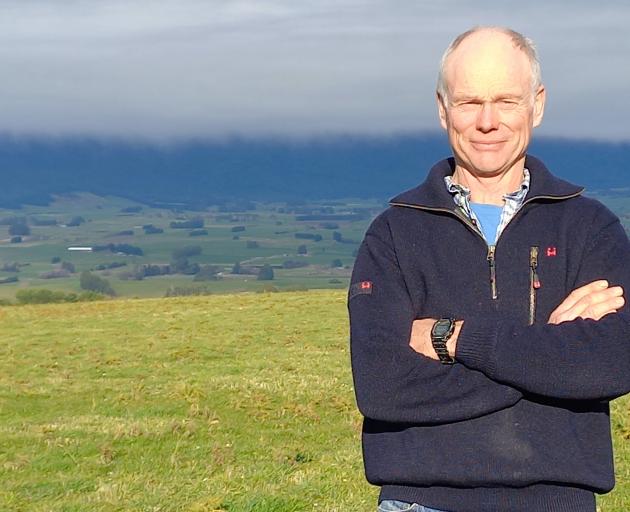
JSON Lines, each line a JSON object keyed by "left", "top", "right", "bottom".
{"left": 349, "top": 280, "right": 373, "bottom": 300}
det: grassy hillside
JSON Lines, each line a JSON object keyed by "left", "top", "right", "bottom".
{"left": 0, "top": 291, "right": 628, "bottom": 511}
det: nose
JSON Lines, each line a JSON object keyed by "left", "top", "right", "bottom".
{"left": 476, "top": 102, "right": 500, "bottom": 132}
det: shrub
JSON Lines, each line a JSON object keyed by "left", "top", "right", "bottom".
{"left": 295, "top": 233, "right": 322, "bottom": 242}
{"left": 39, "top": 270, "right": 71, "bottom": 279}
{"left": 164, "top": 285, "right": 212, "bottom": 297}
{"left": 66, "top": 216, "right": 85, "bottom": 227}
{"left": 9, "top": 223, "right": 30, "bottom": 236}
{"left": 80, "top": 271, "right": 115, "bottom": 296}
{"left": 61, "top": 261, "right": 76, "bottom": 273}
{"left": 282, "top": 260, "right": 308, "bottom": 269}
{"left": 257, "top": 264, "right": 274, "bottom": 281}
{"left": 170, "top": 216, "right": 204, "bottom": 229}
{"left": 143, "top": 224, "right": 164, "bottom": 235}
{"left": 16, "top": 288, "right": 105, "bottom": 304}
{"left": 193, "top": 265, "right": 222, "bottom": 281}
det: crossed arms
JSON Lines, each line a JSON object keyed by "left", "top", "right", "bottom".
{"left": 411, "top": 279, "right": 626, "bottom": 361}
{"left": 349, "top": 207, "right": 630, "bottom": 424}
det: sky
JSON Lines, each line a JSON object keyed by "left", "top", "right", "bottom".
{"left": 0, "top": 0, "right": 629, "bottom": 141}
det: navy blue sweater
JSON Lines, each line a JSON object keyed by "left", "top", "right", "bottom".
{"left": 348, "top": 156, "right": 630, "bottom": 512}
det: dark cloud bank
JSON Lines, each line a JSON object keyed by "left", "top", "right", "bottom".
{"left": 1, "top": 134, "right": 628, "bottom": 208}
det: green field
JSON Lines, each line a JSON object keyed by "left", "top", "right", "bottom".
{"left": 0, "top": 195, "right": 382, "bottom": 301}
{"left": 0, "top": 291, "right": 628, "bottom": 511}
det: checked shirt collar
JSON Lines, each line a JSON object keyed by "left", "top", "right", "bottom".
{"left": 444, "top": 169, "right": 530, "bottom": 244}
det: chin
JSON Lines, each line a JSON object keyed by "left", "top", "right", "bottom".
{"left": 466, "top": 158, "right": 512, "bottom": 176}
{"left": 465, "top": 149, "right": 524, "bottom": 176}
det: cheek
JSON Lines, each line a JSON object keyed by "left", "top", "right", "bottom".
{"left": 448, "top": 115, "right": 475, "bottom": 136}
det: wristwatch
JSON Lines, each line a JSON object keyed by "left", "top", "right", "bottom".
{"left": 431, "top": 317, "right": 455, "bottom": 365}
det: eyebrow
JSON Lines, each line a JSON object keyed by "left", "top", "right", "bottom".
{"left": 450, "top": 93, "right": 525, "bottom": 103}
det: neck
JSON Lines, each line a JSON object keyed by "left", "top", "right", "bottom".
{"left": 452, "top": 162, "right": 525, "bottom": 205}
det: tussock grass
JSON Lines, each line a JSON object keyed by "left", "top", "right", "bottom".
{"left": 0, "top": 291, "right": 627, "bottom": 511}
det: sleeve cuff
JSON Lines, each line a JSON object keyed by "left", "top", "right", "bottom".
{"left": 455, "top": 318, "right": 501, "bottom": 377}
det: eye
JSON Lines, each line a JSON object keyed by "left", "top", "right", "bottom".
{"left": 497, "top": 99, "right": 519, "bottom": 110}
{"left": 454, "top": 100, "right": 482, "bottom": 112}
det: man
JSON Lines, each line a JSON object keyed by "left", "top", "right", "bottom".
{"left": 348, "top": 26, "right": 630, "bottom": 512}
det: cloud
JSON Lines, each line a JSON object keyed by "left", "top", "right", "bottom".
{"left": 0, "top": 0, "right": 628, "bottom": 140}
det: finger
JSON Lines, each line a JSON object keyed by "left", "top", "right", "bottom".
{"left": 550, "top": 289, "right": 624, "bottom": 324}
{"left": 579, "top": 296, "right": 625, "bottom": 321}
{"left": 553, "top": 280, "right": 609, "bottom": 316}
{"left": 554, "top": 285, "right": 621, "bottom": 320}
{"left": 569, "top": 287, "right": 624, "bottom": 317}
{"left": 563, "top": 295, "right": 625, "bottom": 323}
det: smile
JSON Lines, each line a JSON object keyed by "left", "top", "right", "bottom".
{"left": 470, "top": 141, "right": 506, "bottom": 150}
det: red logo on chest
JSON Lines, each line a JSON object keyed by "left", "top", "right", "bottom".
{"left": 546, "top": 247, "right": 557, "bottom": 257}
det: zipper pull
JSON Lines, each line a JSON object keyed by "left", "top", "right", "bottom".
{"left": 487, "top": 245, "right": 498, "bottom": 299}
{"left": 530, "top": 246, "right": 541, "bottom": 289}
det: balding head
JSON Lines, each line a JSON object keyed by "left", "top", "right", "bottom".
{"left": 437, "top": 27, "right": 542, "bottom": 105}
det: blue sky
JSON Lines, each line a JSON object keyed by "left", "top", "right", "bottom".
{"left": 1, "top": 0, "right": 628, "bottom": 141}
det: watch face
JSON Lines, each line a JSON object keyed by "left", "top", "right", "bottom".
{"left": 433, "top": 322, "right": 451, "bottom": 336}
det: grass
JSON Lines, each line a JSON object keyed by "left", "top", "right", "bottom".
{"left": 0, "top": 291, "right": 628, "bottom": 511}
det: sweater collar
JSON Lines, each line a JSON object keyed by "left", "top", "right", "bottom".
{"left": 389, "top": 155, "right": 584, "bottom": 210}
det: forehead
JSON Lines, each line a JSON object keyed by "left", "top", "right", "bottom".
{"left": 444, "top": 32, "right": 532, "bottom": 98}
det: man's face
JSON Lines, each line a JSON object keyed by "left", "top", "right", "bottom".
{"left": 437, "top": 32, "right": 545, "bottom": 177}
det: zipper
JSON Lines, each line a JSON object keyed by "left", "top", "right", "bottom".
{"left": 529, "top": 246, "right": 540, "bottom": 325}
{"left": 487, "top": 245, "right": 498, "bottom": 300}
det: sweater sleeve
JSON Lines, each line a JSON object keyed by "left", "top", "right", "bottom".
{"left": 349, "top": 213, "right": 522, "bottom": 425}
{"left": 456, "top": 206, "right": 630, "bottom": 401}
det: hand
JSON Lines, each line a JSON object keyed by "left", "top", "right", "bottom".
{"left": 548, "top": 280, "right": 625, "bottom": 325}
{"left": 409, "top": 318, "right": 463, "bottom": 360}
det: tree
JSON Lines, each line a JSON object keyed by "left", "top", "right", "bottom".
{"left": 331, "top": 259, "right": 343, "bottom": 268}
{"left": 231, "top": 261, "right": 242, "bottom": 274}
{"left": 61, "top": 261, "right": 76, "bottom": 273}
{"left": 170, "top": 216, "right": 204, "bottom": 229}
{"left": 8, "top": 222, "right": 30, "bottom": 236}
{"left": 67, "top": 216, "right": 85, "bottom": 227}
{"left": 257, "top": 264, "right": 274, "bottom": 281}
{"left": 193, "top": 265, "right": 222, "bottom": 281}
{"left": 80, "top": 271, "right": 115, "bottom": 296}
{"left": 297, "top": 244, "right": 308, "bottom": 255}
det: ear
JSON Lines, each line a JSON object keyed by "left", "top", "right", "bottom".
{"left": 532, "top": 85, "right": 546, "bottom": 128}
{"left": 437, "top": 93, "right": 448, "bottom": 130}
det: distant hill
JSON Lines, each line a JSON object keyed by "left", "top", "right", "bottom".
{"left": 0, "top": 134, "right": 628, "bottom": 208}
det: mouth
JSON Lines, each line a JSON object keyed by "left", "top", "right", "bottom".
{"left": 470, "top": 141, "right": 506, "bottom": 151}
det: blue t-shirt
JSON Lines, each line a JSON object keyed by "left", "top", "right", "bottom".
{"left": 470, "top": 202, "right": 502, "bottom": 245}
